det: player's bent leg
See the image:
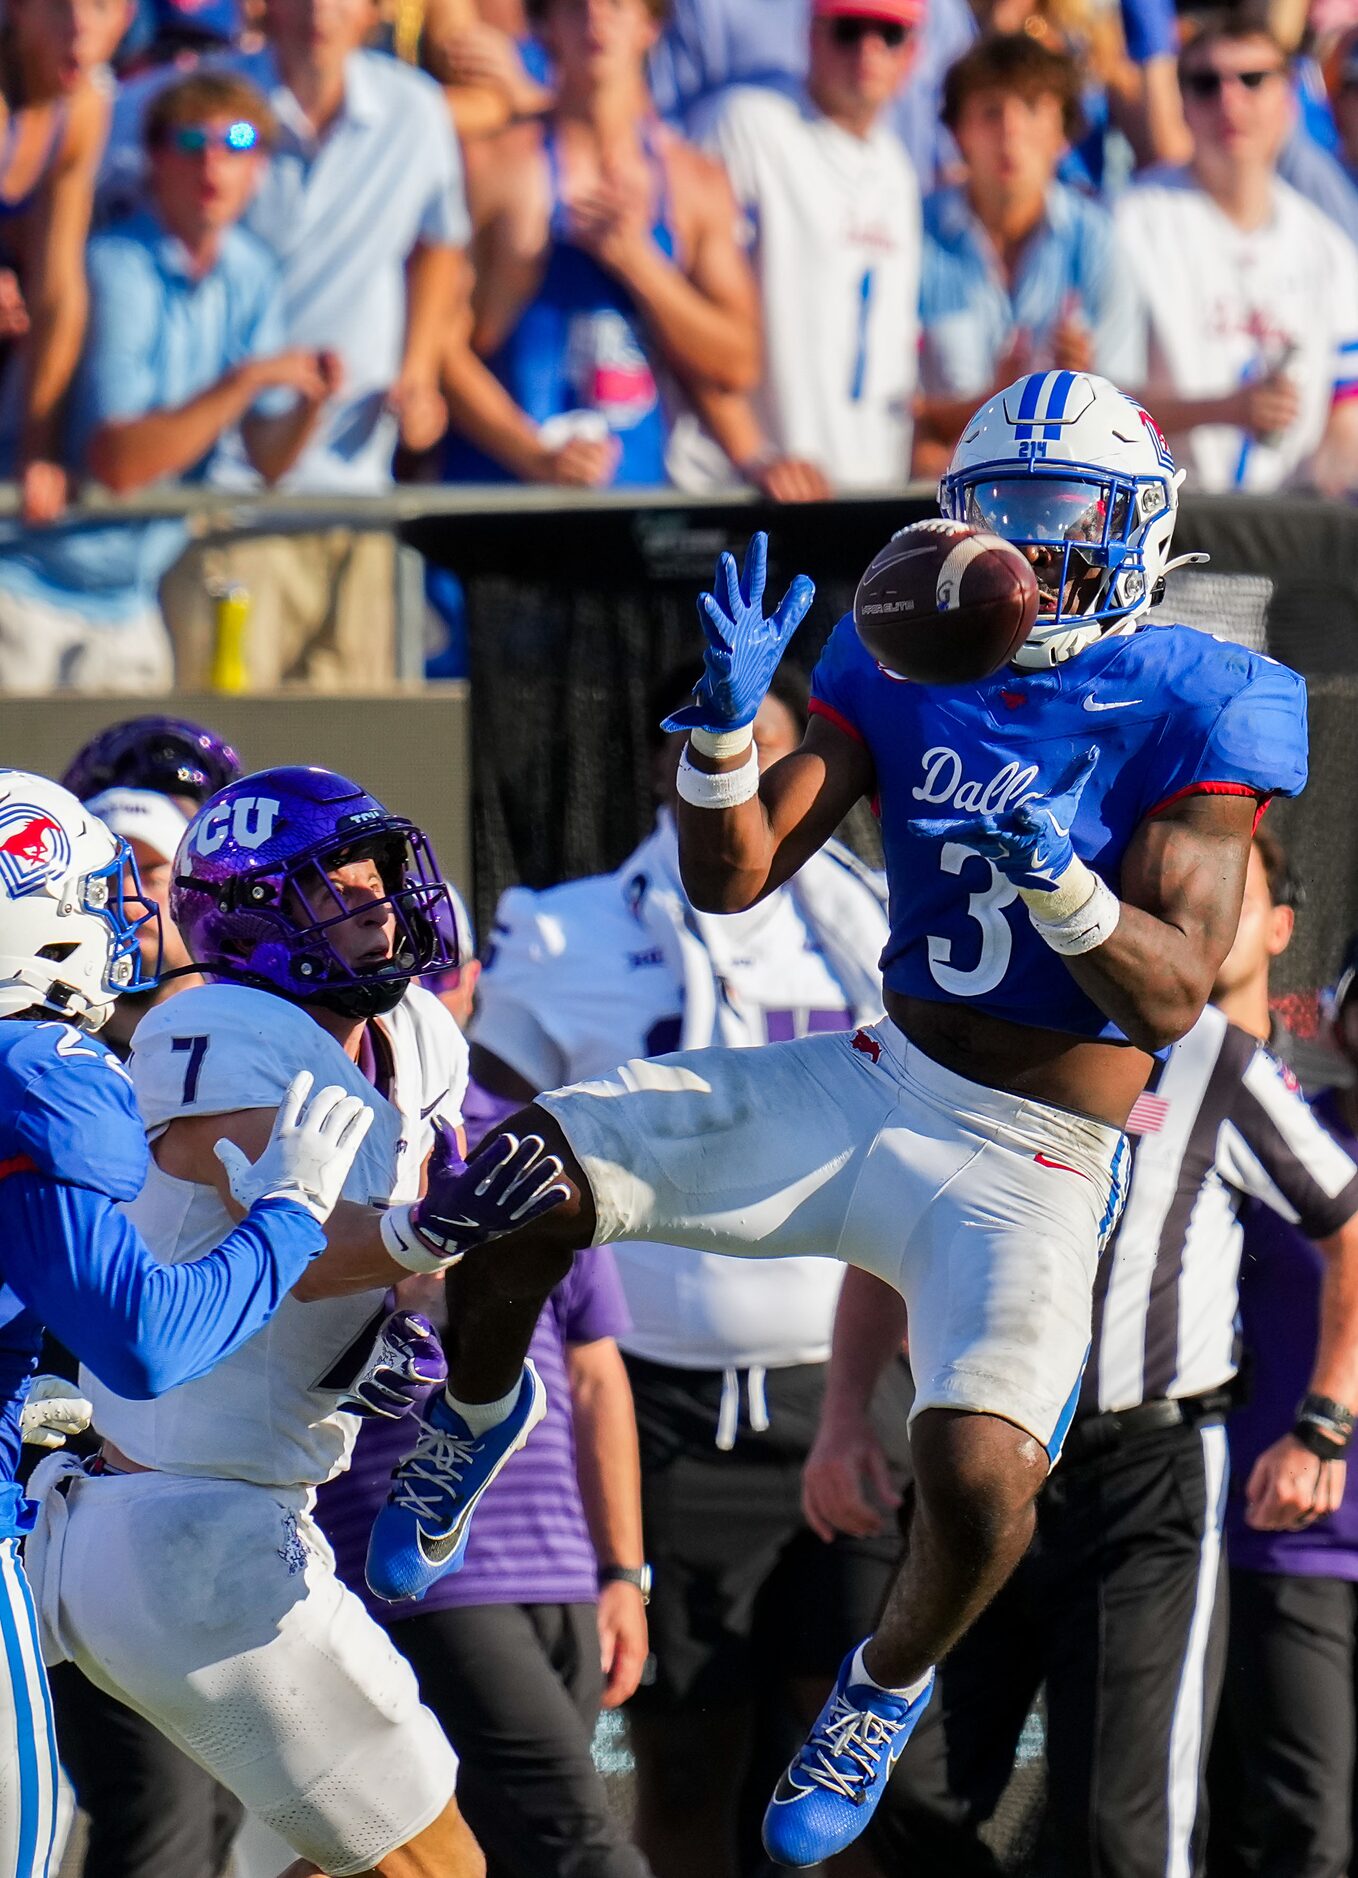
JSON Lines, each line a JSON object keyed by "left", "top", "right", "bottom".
{"left": 367, "top": 1107, "right": 594, "bottom": 1604}
{"left": 0, "top": 1538, "right": 60, "bottom": 1878}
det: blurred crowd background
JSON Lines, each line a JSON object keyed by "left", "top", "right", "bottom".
{"left": 0, "top": 0, "right": 1354, "bottom": 689}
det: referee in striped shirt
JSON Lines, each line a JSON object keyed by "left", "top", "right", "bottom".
{"left": 800, "top": 829, "right": 1358, "bottom": 1878}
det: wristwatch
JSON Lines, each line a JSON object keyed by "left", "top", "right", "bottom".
{"left": 599, "top": 1563, "right": 652, "bottom": 1604}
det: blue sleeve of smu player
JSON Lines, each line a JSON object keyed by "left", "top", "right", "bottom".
{"left": 0, "top": 1180, "right": 324, "bottom": 1399}
{"left": 0, "top": 1025, "right": 324, "bottom": 1396}
{"left": 1144, "top": 654, "right": 1309, "bottom": 811}
{"left": 808, "top": 615, "right": 875, "bottom": 746}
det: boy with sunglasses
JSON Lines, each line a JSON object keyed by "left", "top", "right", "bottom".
{"left": 0, "top": 70, "right": 340, "bottom": 696}
{"left": 1116, "top": 10, "right": 1358, "bottom": 495}
{"left": 682, "top": 0, "right": 922, "bottom": 499}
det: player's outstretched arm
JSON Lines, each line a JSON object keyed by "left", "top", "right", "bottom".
{"left": 2, "top": 1183, "right": 326, "bottom": 1399}
{"left": 0, "top": 1072, "right": 374, "bottom": 1395}
{"left": 668, "top": 534, "right": 875, "bottom": 913}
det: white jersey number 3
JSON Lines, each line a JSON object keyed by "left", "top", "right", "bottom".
{"left": 926, "top": 843, "right": 1017, "bottom": 997}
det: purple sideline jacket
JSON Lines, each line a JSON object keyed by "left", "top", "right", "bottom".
{"left": 1228, "top": 1086, "right": 1358, "bottom": 1579}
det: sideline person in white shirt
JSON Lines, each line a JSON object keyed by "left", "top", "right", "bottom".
{"left": 675, "top": 0, "right": 922, "bottom": 500}
{"left": 467, "top": 665, "right": 912, "bottom": 1878}
{"left": 1115, "top": 12, "right": 1358, "bottom": 495}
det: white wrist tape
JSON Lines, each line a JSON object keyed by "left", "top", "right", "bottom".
{"left": 1019, "top": 859, "right": 1121, "bottom": 957}
{"left": 676, "top": 743, "right": 760, "bottom": 810}
{"left": 379, "top": 1204, "right": 464, "bottom": 1274}
{"left": 690, "top": 724, "right": 754, "bottom": 759}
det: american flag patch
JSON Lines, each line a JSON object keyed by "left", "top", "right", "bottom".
{"left": 1126, "top": 1092, "right": 1169, "bottom": 1136}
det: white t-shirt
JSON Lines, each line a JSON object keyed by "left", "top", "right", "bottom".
{"left": 696, "top": 86, "right": 921, "bottom": 489}
{"left": 85, "top": 983, "right": 468, "bottom": 1491}
{"left": 473, "top": 851, "right": 887, "bottom": 1368}
{"left": 1115, "top": 172, "right": 1358, "bottom": 492}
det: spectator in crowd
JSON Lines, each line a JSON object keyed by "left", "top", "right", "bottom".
{"left": 1326, "top": 25, "right": 1358, "bottom": 187}
{"left": 806, "top": 828, "right": 1358, "bottom": 1878}
{"left": 0, "top": 70, "right": 336, "bottom": 694}
{"left": 1116, "top": 10, "right": 1358, "bottom": 494}
{"left": 1210, "top": 930, "right": 1358, "bottom": 1878}
{"left": 316, "top": 1247, "right": 653, "bottom": 1878}
{"left": 680, "top": 0, "right": 921, "bottom": 500}
{"left": 417, "top": 0, "right": 553, "bottom": 143}
{"left": 914, "top": 35, "right": 1143, "bottom": 475}
{"left": 0, "top": 0, "right": 132, "bottom": 522}
{"left": 466, "top": 666, "right": 911, "bottom": 1877}
{"left": 441, "top": 0, "right": 760, "bottom": 489}
{"left": 156, "top": 0, "right": 469, "bottom": 686}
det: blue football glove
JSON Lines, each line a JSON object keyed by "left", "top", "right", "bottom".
{"left": 911, "top": 748, "right": 1100, "bottom": 892}
{"left": 338, "top": 1309, "right": 448, "bottom": 1419}
{"left": 662, "top": 532, "right": 815, "bottom": 735}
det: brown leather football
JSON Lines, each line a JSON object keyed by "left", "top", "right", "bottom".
{"left": 852, "top": 521, "right": 1040, "bottom": 686}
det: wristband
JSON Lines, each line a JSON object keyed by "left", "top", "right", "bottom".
{"left": 676, "top": 744, "right": 760, "bottom": 810}
{"left": 690, "top": 724, "right": 754, "bottom": 760}
{"left": 1295, "top": 1393, "right": 1355, "bottom": 1452}
{"left": 379, "top": 1204, "right": 464, "bottom": 1275}
{"left": 1292, "top": 1417, "right": 1351, "bottom": 1461}
{"left": 1020, "top": 866, "right": 1122, "bottom": 957}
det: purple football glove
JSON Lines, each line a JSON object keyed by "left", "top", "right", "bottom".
{"left": 662, "top": 532, "right": 816, "bottom": 735}
{"left": 910, "top": 747, "right": 1100, "bottom": 892}
{"left": 338, "top": 1309, "right": 448, "bottom": 1420}
{"left": 409, "top": 1129, "right": 574, "bottom": 1259}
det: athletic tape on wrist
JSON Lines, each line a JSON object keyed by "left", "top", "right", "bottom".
{"left": 1293, "top": 1416, "right": 1352, "bottom": 1460}
{"left": 1021, "top": 868, "right": 1121, "bottom": 957}
{"left": 676, "top": 744, "right": 760, "bottom": 810}
{"left": 690, "top": 725, "right": 754, "bottom": 759}
{"left": 379, "top": 1204, "right": 464, "bottom": 1274}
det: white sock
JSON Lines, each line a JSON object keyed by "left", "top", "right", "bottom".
{"left": 443, "top": 1375, "right": 522, "bottom": 1438}
{"left": 849, "top": 1641, "right": 932, "bottom": 1705}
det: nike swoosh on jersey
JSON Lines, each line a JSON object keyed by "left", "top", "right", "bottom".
{"left": 1082, "top": 697, "right": 1143, "bottom": 712}
{"left": 420, "top": 1090, "right": 449, "bottom": 1119}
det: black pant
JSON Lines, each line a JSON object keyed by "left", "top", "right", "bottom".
{"left": 391, "top": 1601, "right": 649, "bottom": 1878}
{"left": 1209, "top": 1570, "right": 1358, "bottom": 1878}
{"left": 49, "top": 1662, "right": 243, "bottom": 1878}
{"left": 874, "top": 1419, "right": 1229, "bottom": 1878}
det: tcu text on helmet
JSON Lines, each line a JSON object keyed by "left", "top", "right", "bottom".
{"left": 192, "top": 796, "right": 282, "bottom": 857}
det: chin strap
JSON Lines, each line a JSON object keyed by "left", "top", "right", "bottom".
{"left": 1160, "top": 552, "right": 1210, "bottom": 577}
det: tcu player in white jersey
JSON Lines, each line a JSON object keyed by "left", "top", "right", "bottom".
{"left": 681, "top": 0, "right": 921, "bottom": 500}
{"left": 27, "top": 767, "right": 564, "bottom": 1878}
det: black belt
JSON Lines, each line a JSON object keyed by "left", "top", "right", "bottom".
{"left": 1061, "top": 1386, "right": 1236, "bottom": 1468}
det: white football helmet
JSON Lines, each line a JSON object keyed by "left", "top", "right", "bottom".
{"left": 939, "top": 371, "right": 1203, "bottom": 669}
{"left": 0, "top": 770, "right": 159, "bottom": 1032}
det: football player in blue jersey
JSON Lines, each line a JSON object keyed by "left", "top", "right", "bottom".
{"left": 0, "top": 769, "right": 374, "bottom": 1878}
{"left": 355, "top": 370, "right": 1308, "bottom": 1866}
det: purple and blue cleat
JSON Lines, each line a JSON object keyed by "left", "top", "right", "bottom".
{"left": 365, "top": 1358, "right": 547, "bottom": 1603}
{"left": 762, "top": 1645, "right": 935, "bottom": 1868}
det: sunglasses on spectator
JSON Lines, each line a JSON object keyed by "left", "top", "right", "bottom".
{"left": 830, "top": 16, "right": 911, "bottom": 47}
{"left": 1180, "top": 67, "right": 1285, "bottom": 99}
{"left": 164, "top": 121, "right": 262, "bottom": 154}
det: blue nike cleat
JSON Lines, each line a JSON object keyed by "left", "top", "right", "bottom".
{"left": 762, "top": 1646, "right": 935, "bottom": 1867}
{"left": 365, "top": 1359, "right": 547, "bottom": 1603}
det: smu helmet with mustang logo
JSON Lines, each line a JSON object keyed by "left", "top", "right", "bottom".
{"left": 940, "top": 370, "right": 1206, "bottom": 669}
{"left": 172, "top": 767, "right": 461, "bottom": 1019}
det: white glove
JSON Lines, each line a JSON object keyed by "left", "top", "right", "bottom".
{"left": 214, "top": 1070, "right": 375, "bottom": 1225}
{"left": 21, "top": 1376, "right": 93, "bottom": 1449}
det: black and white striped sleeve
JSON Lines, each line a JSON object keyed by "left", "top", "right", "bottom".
{"left": 1217, "top": 1046, "right": 1358, "bottom": 1238}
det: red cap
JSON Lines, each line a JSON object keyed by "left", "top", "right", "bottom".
{"left": 814, "top": 0, "right": 925, "bottom": 24}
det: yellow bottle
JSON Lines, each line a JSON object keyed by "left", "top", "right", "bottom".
{"left": 210, "top": 584, "right": 251, "bottom": 695}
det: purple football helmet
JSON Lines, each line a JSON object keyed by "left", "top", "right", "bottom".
{"left": 172, "top": 767, "right": 460, "bottom": 1019}
{"left": 62, "top": 715, "right": 243, "bottom": 806}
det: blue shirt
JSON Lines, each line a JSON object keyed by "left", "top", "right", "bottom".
{"left": 920, "top": 182, "right": 1145, "bottom": 400}
{"left": 0, "top": 1020, "right": 324, "bottom": 1536}
{"left": 210, "top": 48, "right": 470, "bottom": 493}
{"left": 810, "top": 620, "right": 1308, "bottom": 1038}
{"left": 0, "top": 208, "right": 286, "bottom": 622}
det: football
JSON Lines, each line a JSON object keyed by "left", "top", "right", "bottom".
{"left": 852, "top": 521, "right": 1040, "bottom": 686}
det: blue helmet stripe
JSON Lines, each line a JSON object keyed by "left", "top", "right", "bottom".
{"left": 1013, "top": 371, "right": 1050, "bottom": 443}
{"left": 1043, "top": 370, "right": 1076, "bottom": 436}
